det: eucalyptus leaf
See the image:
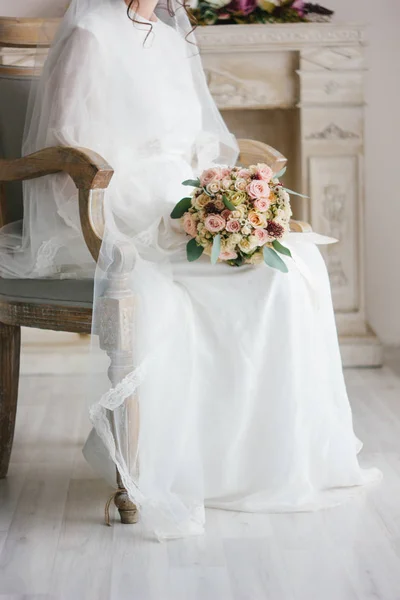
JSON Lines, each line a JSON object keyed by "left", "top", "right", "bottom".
{"left": 211, "top": 233, "right": 221, "bottom": 265}
{"left": 274, "top": 166, "right": 287, "bottom": 179}
{"left": 272, "top": 239, "right": 292, "bottom": 258}
{"left": 283, "top": 187, "right": 309, "bottom": 199}
{"left": 231, "top": 254, "right": 244, "bottom": 267}
{"left": 223, "top": 194, "right": 236, "bottom": 211}
{"left": 263, "top": 246, "right": 289, "bottom": 273}
{"left": 170, "top": 197, "right": 192, "bottom": 219}
{"left": 182, "top": 178, "right": 200, "bottom": 187}
{"left": 186, "top": 238, "right": 204, "bottom": 262}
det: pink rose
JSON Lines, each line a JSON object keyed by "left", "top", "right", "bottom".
{"left": 226, "top": 219, "right": 241, "bottom": 233}
{"left": 237, "top": 168, "right": 251, "bottom": 179}
{"left": 220, "top": 167, "right": 231, "bottom": 178}
{"left": 253, "top": 198, "right": 270, "bottom": 212}
{"left": 292, "top": 0, "right": 305, "bottom": 16}
{"left": 256, "top": 164, "right": 273, "bottom": 182}
{"left": 247, "top": 179, "right": 270, "bottom": 200}
{"left": 219, "top": 250, "right": 238, "bottom": 261}
{"left": 214, "top": 199, "right": 225, "bottom": 211}
{"left": 221, "top": 209, "right": 232, "bottom": 220}
{"left": 182, "top": 213, "right": 197, "bottom": 238}
{"left": 254, "top": 228, "right": 270, "bottom": 246}
{"left": 200, "top": 167, "right": 222, "bottom": 187}
{"left": 221, "top": 177, "right": 233, "bottom": 190}
{"left": 204, "top": 214, "right": 226, "bottom": 233}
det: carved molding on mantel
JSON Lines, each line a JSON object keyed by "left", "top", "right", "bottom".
{"left": 305, "top": 123, "right": 360, "bottom": 140}
{"left": 196, "top": 23, "right": 366, "bottom": 53}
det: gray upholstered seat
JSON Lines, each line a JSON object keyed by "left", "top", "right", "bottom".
{"left": 0, "top": 278, "right": 94, "bottom": 308}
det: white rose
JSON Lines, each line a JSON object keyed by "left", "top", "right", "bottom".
{"left": 247, "top": 251, "right": 264, "bottom": 265}
{"left": 231, "top": 205, "right": 247, "bottom": 220}
{"left": 239, "top": 236, "right": 258, "bottom": 254}
{"left": 226, "top": 233, "right": 242, "bottom": 249}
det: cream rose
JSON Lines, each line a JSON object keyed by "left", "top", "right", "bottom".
{"left": 248, "top": 211, "right": 267, "bottom": 228}
{"left": 239, "top": 236, "right": 258, "bottom": 254}
{"left": 231, "top": 205, "right": 247, "bottom": 220}
{"left": 206, "top": 181, "right": 221, "bottom": 195}
{"left": 193, "top": 193, "right": 210, "bottom": 209}
{"left": 228, "top": 191, "right": 247, "bottom": 206}
{"left": 234, "top": 178, "right": 248, "bottom": 192}
{"left": 247, "top": 251, "right": 264, "bottom": 265}
{"left": 227, "top": 233, "right": 242, "bottom": 248}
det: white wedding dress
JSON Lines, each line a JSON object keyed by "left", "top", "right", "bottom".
{"left": 0, "top": 0, "right": 380, "bottom": 539}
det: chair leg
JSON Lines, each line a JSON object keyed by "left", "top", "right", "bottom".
{"left": 0, "top": 322, "right": 21, "bottom": 479}
{"left": 114, "top": 469, "right": 139, "bottom": 524}
{"left": 97, "top": 244, "right": 140, "bottom": 525}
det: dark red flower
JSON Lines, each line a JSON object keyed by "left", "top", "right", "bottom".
{"left": 204, "top": 202, "right": 220, "bottom": 214}
{"left": 266, "top": 220, "right": 285, "bottom": 239}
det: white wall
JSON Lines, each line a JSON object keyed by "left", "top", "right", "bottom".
{"left": 0, "top": 0, "right": 67, "bottom": 17}
{"left": 328, "top": 0, "right": 400, "bottom": 345}
{"left": 1, "top": 0, "right": 400, "bottom": 344}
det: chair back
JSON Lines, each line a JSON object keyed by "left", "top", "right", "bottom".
{"left": 0, "top": 17, "right": 58, "bottom": 226}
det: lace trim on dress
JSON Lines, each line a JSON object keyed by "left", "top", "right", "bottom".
{"left": 88, "top": 363, "right": 148, "bottom": 506}
{"left": 33, "top": 239, "right": 61, "bottom": 277}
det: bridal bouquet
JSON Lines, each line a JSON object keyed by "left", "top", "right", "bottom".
{"left": 171, "top": 163, "right": 297, "bottom": 272}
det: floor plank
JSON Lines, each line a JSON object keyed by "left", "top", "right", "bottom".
{"left": 0, "top": 365, "right": 400, "bottom": 599}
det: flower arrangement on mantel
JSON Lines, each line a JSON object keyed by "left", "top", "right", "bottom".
{"left": 190, "top": 0, "right": 334, "bottom": 27}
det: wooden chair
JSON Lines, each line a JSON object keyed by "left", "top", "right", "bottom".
{"left": 0, "top": 16, "right": 311, "bottom": 525}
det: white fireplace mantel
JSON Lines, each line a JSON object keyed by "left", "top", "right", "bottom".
{"left": 197, "top": 22, "right": 382, "bottom": 367}
{"left": 196, "top": 22, "right": 366, "bottom": 52}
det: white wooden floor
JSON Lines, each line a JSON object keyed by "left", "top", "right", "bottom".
{"left": 1, "top": 359, "right": 400, "bottom": 599}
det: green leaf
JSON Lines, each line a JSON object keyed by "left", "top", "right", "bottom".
{"left": 170, "top": 197, "right": 192, "bottom": 219}
{"left": 283, "top": 187, "right": 309, "bottom": 199}
{"left": 274, "top": 166, "right": 287, "bottom": 179}
{"left": 272, "top": 239, "right": 292, "bottom": 258}
{"left": 230, "top": 254, "right": 245, "bottom": 267}
{"left": 222, "top": 194, "right": 236, "bottom": 211}
{"left": 263, "top": 246, "right": 289, "bottom": 273}
{"left": 182, "top": 178, "right": 201, "bottom": 187}
{"left": 186, "top": 238, "right": 204, "bottom": 262}
{"left": 211, "top": 233, "right": 221, "bottom": 265}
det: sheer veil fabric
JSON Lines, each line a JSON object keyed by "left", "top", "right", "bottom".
{"left": 0, "top": 0, "right": 381, "bottom": 540}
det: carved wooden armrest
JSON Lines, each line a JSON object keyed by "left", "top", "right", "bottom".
{"left": 0, "top": 146, "right": 114, "bottom": 262}
{"left": 237, "top": 138, "right": 287, "bottom": 175}
{"left": 289, "top": 220, "right": 312, "bottom": 233}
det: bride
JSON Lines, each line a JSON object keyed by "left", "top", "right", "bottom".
{"left": 0, "top": 0, "right": 380, "bottom": 539}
